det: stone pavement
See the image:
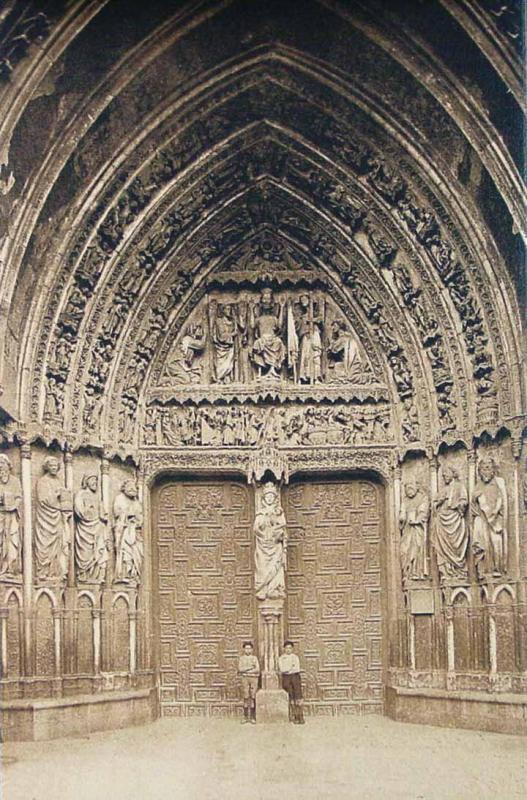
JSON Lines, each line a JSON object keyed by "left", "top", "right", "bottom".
{"left": 1, "top": 715, "right": 526, "bottom": 800}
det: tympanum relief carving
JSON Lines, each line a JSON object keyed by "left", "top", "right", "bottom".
{"left": 159, "top": 287, "right": 375, "bottom": 388}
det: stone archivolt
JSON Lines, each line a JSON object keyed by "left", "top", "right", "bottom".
{"left": 15, "top": 63, "right": 518, "bottom": 450}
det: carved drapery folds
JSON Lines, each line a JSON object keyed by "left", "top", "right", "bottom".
{"left": 399, "top": 481, "right": 430, "bottom": 582}
{"left": 472, "top": 457, "right": 508, "bottom": 579}
{"left": 398, "top": 450, "right": 514, "bottom": 591}
{"left": 432, "top": 467, "right": 469, "bottom": 581}
{"left": 73, "top": 475, "right": 109, "bottom": 584}
{"left": 0, "top": 425, "right": 522, "bottom": 713}
{"left": 113, "top": 480, "right": 143, "bottom": 585}
{"left": 0, "top": 455, "right": 22, "bottom": 578}
{"left": 0, "top": 0, "right": 524, "bottom": 734}
{"left": 143, "top": 401, "right": 392, "bottom": 449}
{"left": 34, "top": 457, "right": 72, "bottom": 583}
{"left": 160, "top": 287, "right": 375, "bottom": 390}
{"left": 253, "top": 482, "right": 287, "bottom": 602}
{"left": 253, "top": 479, "right": 288, "bottom": 692}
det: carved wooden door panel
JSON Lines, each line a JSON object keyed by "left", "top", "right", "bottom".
{"left": 285, "top": 479, "right": 384, "bottom": 716}
{"left": 155, "top": 480, "right": 255, "bottom": 717}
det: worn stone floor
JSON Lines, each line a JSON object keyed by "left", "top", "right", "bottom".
{"left": 1, "top": 715, "right": 526, "bottom": 800}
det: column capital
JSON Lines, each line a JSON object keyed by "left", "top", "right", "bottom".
{"left": 511, "top": 437, "right": 524, "bottom": 461}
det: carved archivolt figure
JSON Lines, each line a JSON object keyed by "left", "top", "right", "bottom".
{"left": 401, "top": 397, "right": 419, "bottom": 443}
{"left": 254, "top": 482, "right": 287, "bottom": 601}
{"left": 250, "top": 288, "right": 285, "bottom": 379}
{"left": 74, "top": 474, "right": 109, "bottom": 583}
{"left": 0, "top": 454, "right": 22, "bottom": 575}
{"left": 113, "top": 480, "right": 143, "bottom": 583}
{"left": 399, "top": 481, "right": 430, "bottom": 580}
{"left": 34, "top": 456, "right": 72, "bottom": 581}
{"left": 433, "top": 466, "right": 468, "bottom": 579}
{"left": 472, "top": 457, "right": 508, "bottom": 578}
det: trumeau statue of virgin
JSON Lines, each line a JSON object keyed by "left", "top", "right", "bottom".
{"left": 254, "top": 482, "right": 287, "bottom": 601}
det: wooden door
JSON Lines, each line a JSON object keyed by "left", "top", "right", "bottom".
{"left": 154, "top": 479, "right": 255, "bottom": 717}
{"left": 285, "top": 478, "right": 384, "bottom": 716}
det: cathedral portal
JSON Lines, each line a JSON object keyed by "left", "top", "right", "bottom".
{"left": 153, "top": 475, "right": 384, "bottom": 718}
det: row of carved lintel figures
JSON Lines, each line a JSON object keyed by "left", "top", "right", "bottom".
{"left": 0, "top": 455, "right": 143, "bottom": 584}
{"left": 400, "top": 457, "right": 509, "bottom": 583}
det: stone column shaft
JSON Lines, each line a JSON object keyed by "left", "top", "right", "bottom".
{"left": 93, "top": 609, "right": 102, "bottom": 674}
{"left": 488, "top": 607, "right": 497, "bottom": 675}
{"left": 20, "top": 444, "right": 33, "bottom": 674}
{"left": 64, "top": 451, "right": 75, "bottom": 588}
{"left": 129, "top": 610, "right": 138, "bottom": 674}
{"left": 0, "top": 608, "right": 8, "bottom": 677}
{"left": 52, "top": 609, "right": 62, "bottom": 677}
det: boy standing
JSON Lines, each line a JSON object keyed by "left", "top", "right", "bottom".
{"left": 279, "top": 640, "right": 305, "bottom": 724}
{"left": 238, "top": 641, "right": 260, "bottom": 724}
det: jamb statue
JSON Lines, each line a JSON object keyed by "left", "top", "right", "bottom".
{"left": 399, "top": 480, "right": 430, "bottom": 581}
{"left": 113, "top": 479, "right": 144, "bottom": 583}
{"left": 471, "top": 457, "right": 508, "bottom": 578}
{"left": 0, "top": 454, "right": 22, "bottom": 576}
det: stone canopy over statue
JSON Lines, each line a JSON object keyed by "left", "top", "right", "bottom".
{"left": 160, "top": 287, "right": 375, "bottom": 387}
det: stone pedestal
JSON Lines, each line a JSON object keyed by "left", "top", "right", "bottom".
{"left": 256, "top": 688, "right": 289, "bottom": 723}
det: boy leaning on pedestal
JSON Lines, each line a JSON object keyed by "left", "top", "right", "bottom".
{"left": 238, "top": 641, "right": 260, "bottom": 724}
{"left": 279, "top": 640, "right": 305, "bottom": 724}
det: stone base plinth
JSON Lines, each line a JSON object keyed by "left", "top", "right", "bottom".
{"left": 386, "top": 686, "right": 527, "bottom": 736}
{"left": 0, "top": 687, "right": 156, "bottom": 741}
{"left": 256, "top": 688, "right": 289, "bottom": 723}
